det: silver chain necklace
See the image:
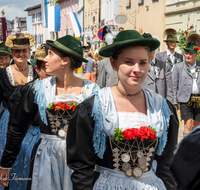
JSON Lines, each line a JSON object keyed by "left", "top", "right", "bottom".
{"left": 14, "top": 64, "right": 28, "bottom": 72}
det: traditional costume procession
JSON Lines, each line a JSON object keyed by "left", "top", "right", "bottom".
{"left": 0, "top": 25, "right": 199, "bottom": 190}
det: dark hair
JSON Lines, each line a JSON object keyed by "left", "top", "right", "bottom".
{"left": 111, "top": 46, "right": 150, "bottom": 60}
{"left": 59, "top": 51, "right": 82, "bottom": 70}
{"left": 35, "top": 59, "right": 44, "bottom": 69}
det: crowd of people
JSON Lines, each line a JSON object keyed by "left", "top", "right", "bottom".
{"left": 0, "top": 28, "right": 199, "bottom": 190}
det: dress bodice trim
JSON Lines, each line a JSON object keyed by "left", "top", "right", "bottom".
{"left": 91, "top": 88, "right": 172, "bottom": 158}
{"left": 55, "top": 93, "right": 84, "bottom": 104}
{"left": 6, "top": 65, "right": 34, "bottom": 86}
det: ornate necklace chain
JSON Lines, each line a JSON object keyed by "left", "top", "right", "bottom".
{"left": 14, "top": 64, "right": 28, "bottom": 72}
{"left": 116, "top": 86, "right": 142, "bottom": 97}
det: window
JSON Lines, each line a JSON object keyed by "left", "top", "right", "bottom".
{"left": 67, "top": 2, "right": 69, "bottom": 14}
{"left": 38, "top": 12, "right": 41, "bottom": 22}
{"left": 35, "top": 34, "right": 37, "bottom": 45}
{"left": 32, "top": 13, "right": 35, "bottom": 23}
{"left": 64, "top": 3, "right": 66, "bottom": 14}
{"left": 152, "top": 0, "right": 159, "bottom": 2}
{"left": 41, "top": 34, "right": 43, "bottom": 44}
{"left": 138, "top": 0, "right": 144, "bottom": 6}
{"left": 36, "top": 12, "right": 38, "bottom": 22}
{"left": 67, "top": 28, "right": 68, "bottom": 35}
{"left": 126, "top": 0, "right": 131, "bottom": 9}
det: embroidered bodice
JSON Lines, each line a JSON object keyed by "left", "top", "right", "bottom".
{"left": 6, "top": 65, "right": 34, "bottom": 86}
{"left": 118, "top": 112, "right": 148, "bottom": 131}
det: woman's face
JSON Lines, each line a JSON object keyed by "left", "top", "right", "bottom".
{"left": 35, "top": 62, "right": 49, "bottom": 80}
{"left": 111, "top": 46, "right": 149, "bottom": 89}
{"left": 11, "top": 48, "right": 30, "bottom": 64}
{"left": 44, "top": 47, "right": 65, "bottom": 76}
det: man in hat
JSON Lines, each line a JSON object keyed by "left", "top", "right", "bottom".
{"left": 142, "top": 33, "right": 174, "bottom": 104}
{"left": 0, "top": 42, "right": 11, "bottom": 70}
{"left": 172, "top": 33, "right": 200, "bottom": 137}
{"left": 97, "top": 57, "right": 118, "bottom": 88}
{"left": 156, "top": 29, "right": 183, "bottom": 72}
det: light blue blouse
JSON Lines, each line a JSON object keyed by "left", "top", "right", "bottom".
{"left": 91, "top": 87, "right": 172, "bottom": 158}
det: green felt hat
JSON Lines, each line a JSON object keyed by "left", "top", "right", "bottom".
{"left": 164, "top": 34, "right": 179, "bottom": 42}
{"left": 0, "top": 42, "right": 11, "bottom": 55}
{"left": 99, "top": 30, "right": 160, "bottom": 57}
{"left": 46, "top": 35, "right": 88, "bottom": 63}
{"left": 184, "top": 43, "right": 198, "bottom": 53}
{"left": 142, "top": 33, "right": 153, "bottom": 39}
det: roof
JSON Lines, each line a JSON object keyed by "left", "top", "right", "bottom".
{"left": 24, "top": 4, "right": 41, "bottom": 11}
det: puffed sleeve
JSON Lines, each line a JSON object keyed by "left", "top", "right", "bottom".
{"left": 154, "top": 100, "right": 179, "bottom": 190}
{"left": 67, "top": 95, "right": 96, "bottom": 190}
{"left": 0, "top": 82, "right": 38, "bottom": 168}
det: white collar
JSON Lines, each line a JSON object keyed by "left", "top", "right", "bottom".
{"left": 167, "top": 49, "right": 175, "bottom": 56}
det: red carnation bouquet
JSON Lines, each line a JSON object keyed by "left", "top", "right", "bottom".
{"left": 47, "top": 102, "right": 78, "bottom": 112}
{"left": 113, "top": 126, "right": 156, "bottom": 144}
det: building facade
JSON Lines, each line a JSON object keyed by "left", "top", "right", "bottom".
{"left": 58, "top": 0, "right": 79, "bottom": 38}
{"left": 165, "top": 0, "right": 200, "bottom": 34}
{"left": 24, "top": 4, "right": 46, "bottom": 51}
{"left": 119, "top": 0, "right": 166, "bottom": 51}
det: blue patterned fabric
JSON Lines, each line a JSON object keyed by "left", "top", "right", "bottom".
{"left": 0, "top": 108, "right": 40, "bottom": 190}
{"left": 91, "top": 88, "right": 172, "bottom": 158}
{"left": 93, "top": 166, "right": 166, "bottom": 190}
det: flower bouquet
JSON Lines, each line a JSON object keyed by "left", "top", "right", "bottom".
{"left": 110, "top": 126, "right": 158, "bottom": 178}
{"left": 46, "top": 102, "right": 78, "bottom": 139}
{"left": 177, "top": 26, "right": 200, "bottom": 60}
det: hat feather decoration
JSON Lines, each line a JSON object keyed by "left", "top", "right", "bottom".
{"left": 164, "top": 28, "right": 177, "bottom": 36}
{"left": 34, "top": 45, "right": 47, "bottom": 60}
{"left": 24, "top": 33, "right": 36, "bottom": 47}
{"left": 5, "top": 34, "right": 16, "bottom": 48}
{"left": 186, "top": 33, "right": 200, "bottom": 46}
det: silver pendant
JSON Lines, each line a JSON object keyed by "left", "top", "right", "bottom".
{"left": 122, "top": 163, "right": 131, "bottom": 172}
{"left": 132, "top": 167, "right": 143, "bottom": 179}
{"left": 121, "top": 153, "right": 130, "bottom": 163}
{"left": 64, "top": 124, "right": 68, "bottom": 132}
{"left": 58, "top": 129, "right": 66, "bottom": 139}
{"left": 63, "top": 119, "right": 68, "bottom": 125}
{"left": 138, "top": 157, "right": 147, "bottom": 167}
{"left": 137, "top": 150, "right": 144, "bottom": 158}
{"left": 55, "top": 120, "right": 61, "bottom": 127}
{"left": 125, "top": 169, "right": 132, "bottom": 177}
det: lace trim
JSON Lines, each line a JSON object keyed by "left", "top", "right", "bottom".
{"left": 156, "top": 99, "right": 172, "bottom": 155}
{"left": 91, "top": 92, "right": 106, "bottom": 159}
{"left": 55, "top": 93, "right": 84, "bottom": 104}
{"left": 6, "top": 65, "right": 34, "bottom": 86}
{"left": 34, "top": 80, "right": 48, "bottom": 125}
{"left": 118, "top": 112, "right": 148, "bottom": 131}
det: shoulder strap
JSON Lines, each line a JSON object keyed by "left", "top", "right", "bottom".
{"left": 82, "top": 80, "right": 87, "bottom": 99}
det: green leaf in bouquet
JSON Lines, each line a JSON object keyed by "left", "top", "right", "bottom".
{"left": 47, "top": 102, "right": 55, "bottom": 109}
{"left": 148, "top": 125, "right": 157, "bottom": 134}
{"left": 113, "top": 127, "right": 124, "bottom": 144}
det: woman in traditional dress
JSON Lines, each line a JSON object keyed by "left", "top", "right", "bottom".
{"left": 0, "top": 35, "right": 99, "bottom": 190}
{"left": 0, "top": 33, "right": 39, "bottom": 190}
{"left": 67, "top": 30, "right": 179, "bottom": 190}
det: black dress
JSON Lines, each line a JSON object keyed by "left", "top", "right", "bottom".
{"left": 67, "top": 95, "right": 179, "bottom": 190}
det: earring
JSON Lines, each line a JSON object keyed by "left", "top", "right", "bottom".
{"left": 62, "top": 66, "right": 64, "bottom": 69}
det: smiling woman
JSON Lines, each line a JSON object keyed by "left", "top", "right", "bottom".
{"left": 67, "top": 30, "right": 179, "bottom": 190}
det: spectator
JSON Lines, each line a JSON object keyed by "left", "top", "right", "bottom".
{"left": 84, "top": 52, "right": 96, "bottom": 82}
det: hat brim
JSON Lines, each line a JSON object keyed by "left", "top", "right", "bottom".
{"left": 0, "top": 51, "right": 11, "bottom": 55}
{"left": 46, "top": 40, "right": 88, "bottom": 63}
{"left": 184, "top": 48, "right": 197, "bottom": 53}
{"left": 10, "top": 45, "right": 31, "bottom": 50}
{"left": 99, "top": 38, "right": 160, "bottom": 57}
{"left": 164, "top": 39, "right": 179, "bottom": 43}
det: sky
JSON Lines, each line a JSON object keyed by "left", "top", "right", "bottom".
{"left": 0, "top": 0, "right": 41, "bottom": 21}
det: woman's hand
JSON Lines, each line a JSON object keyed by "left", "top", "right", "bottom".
{"left": 0, "top": 168, "right": 10, "bottom": 187}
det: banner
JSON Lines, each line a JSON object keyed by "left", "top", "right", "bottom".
{"left": 41, "top": 0, "right": 48, "bottom": 28}
{"left": 69, "top": 12, "right": 81, "bottom": 37}
{"left": 1, "top": 17, "right": 6, "bottom": 42}
{"left": 26, "top": 16, "right": 33, "bottom": 35}
{"left": 48, "top": 6, "right": 61, "bottom": 32}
